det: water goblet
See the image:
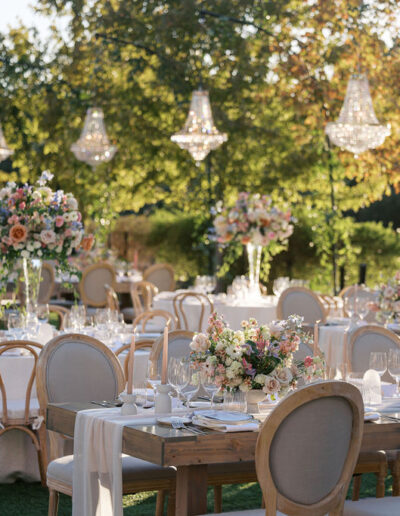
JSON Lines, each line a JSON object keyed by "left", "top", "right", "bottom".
{"left": 388, "top": 349, "right": 400, "bottom": 397}
{"left": 168, "top": 357, "right": 190, "bottom": 405}
{"left": 37, "top": 304, "right": 50, "bottom": 324}
{"left": 369, "top": 352, "right": 387, "bottom": 377}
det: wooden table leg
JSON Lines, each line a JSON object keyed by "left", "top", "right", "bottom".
{"left": 175, "top": 464, "right": 208, "bottom": 516}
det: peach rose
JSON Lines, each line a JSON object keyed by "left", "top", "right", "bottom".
{"left": 9, "top": 224, "right": 27, "bottom": 243}
{"left": 81, "top": 234, "right": 94, "bottom": 252}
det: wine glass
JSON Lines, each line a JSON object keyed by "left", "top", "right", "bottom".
{"left": 369, "top": 352, "right": 387, "bottom": 377}
{"left": 8, "top": 312, "right": 25, "bottom": 339}
{"left": 201, "top": 372, "right": 220, "bottom": 408}
{"left": 168, "top": 357, "right": 190, "bottom": 404}
{"left": 388, "top": 349, "right": 400, "bottom": 397}
{"left": 146, "top": 361, "right": 161, "bottom": 392}
{"left": 356, "top": 296, "right": 369, "bottom": 322}
{"left": 37, "top": 304, "right": 50, "bottom": 324}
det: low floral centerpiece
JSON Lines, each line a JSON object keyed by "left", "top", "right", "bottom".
{"left": 190, "top": 313, "right": 325, "bottom": 412}
{"left": 0, "top": 171, "right": 93, "bottom": 313}
{"left": 214, "top": 193, "right": 294, "bottom": 296}
{"left": 369, "top": 272, "right": 400, "bottom": 324}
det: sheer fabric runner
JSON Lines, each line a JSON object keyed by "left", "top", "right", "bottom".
{"left": 72, "top": 408, "right": 157, "bottom": 516}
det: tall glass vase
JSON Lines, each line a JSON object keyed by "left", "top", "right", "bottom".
{"left": 246, "top": 243, "right": 263, "bottom": 298}
{"left": 22, "top": 257, "right": 42, "bottom": 316}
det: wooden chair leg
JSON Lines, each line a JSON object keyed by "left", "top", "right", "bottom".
{"left": 37, "top": 425, "right": 48, "bottom": 487}
{"left": 352, "top": 474, "right": 362, "bottom": 501}
{"left": 391, "top": 455, "right": 400, "bottom": 496}
{"left": 48, "top": 489, "right": 59, "bottom": 516}
{"left": 167, "top": 489, "right": 176, "bottom": 516}
{"left": 376, "top": 471, "right": 386, "bottom": 498}
{"left": 261, "top": 494, "right": 265, "bottom": 508}
{"left": 155, "top": 489, "right": 166, "bottom": 516}
{"left": 213, "top": 485, "right": 222, "bottom": 513}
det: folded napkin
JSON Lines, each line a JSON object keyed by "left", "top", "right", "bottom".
{"left": 365, "top": 397, "right": 400, "bottom": 414}
{"left": 364, "top": 411, "right": 380, "bottom": 422}
{"left": 192, "top": 415, "right": 259, "bottom": 432}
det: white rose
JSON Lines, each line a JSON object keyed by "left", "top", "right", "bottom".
{"left": 40, "top": 229, "right": 56, "bottom": 244}
{"left": 67, "top": 197, "right": 78, "bottom": 210}
{"left": 239, "top": 382, "right": 251, "bottom": 392}
{"left": 37, "top": 250, "right": 43, "bottom": 257}
{"left": 190, "top": 333, "right": 209, "bottom": 352}
{"left": 21, "top": 250, "right": 30, "bottom": 258}
{"left": 262, "top": 375, "right": 281, "bottom": 395}
{"left": 273, "top": 367, "right": 293, "bottom": 386}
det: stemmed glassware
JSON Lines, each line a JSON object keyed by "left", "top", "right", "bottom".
{"left": 8, "top": 312, "right": 25, "bottom": 339}
{"left": 37, "top": 304, "right": 50, "bottom": 324}
{"left": 201, "top": 372, "right": 220, "bottom": 408}
{"left": 356, "top": 296, "right": 369, "bottom": 322}
{"left": 273, "top": 277, "right": 290, "bottom": 297}
{"left": 388, "top": 349, "right": 400, "bottom": 397}
{"left": 168, "top": 357, "right": 190, "bottom": 405}
{"left": 146, "top": 361, "right": 161, "bottom": 392}
{"left": 369, "top": 352, "right": 387, "bottom": 377}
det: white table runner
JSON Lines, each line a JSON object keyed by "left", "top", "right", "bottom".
{"left": 73, "top": 408, "right": 157, "bottom": 516}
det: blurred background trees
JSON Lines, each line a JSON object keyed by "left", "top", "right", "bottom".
{"left": 1, "top": 0, "right": 400, "bottom": 290}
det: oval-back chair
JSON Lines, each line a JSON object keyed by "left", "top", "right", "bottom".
{"left": 172, "top": 291, "right": 214, "bottom": 332}
{"left": 143, "top": 264, "right": 175, "bottom": 292}
{"left": 79, "top": 262, "right": 116, "bottom": 308}
{"left": 277, "top": 287, "right": 327, "bottom": 324}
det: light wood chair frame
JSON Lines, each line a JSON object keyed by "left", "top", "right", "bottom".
{"left": 40, "top": 263, "right": 56, "bottom": 304}
{"left": 149, "top": 330, "right": 194, "bottom": 369}
{"left": 48, "top": 305, "right": 70, "bottom": 330}
{"left": 172, "top": 291, "right": 214, "bottom": 332}
{"left": 130, "top": 280, "right": 158, "bottom": 315}
{"left": 115, "top": 339, "right": 155, "bottom": 383}
{"left": 133, "top": 309, "right": 178, "bottom": 333}
{"left": 255, "top": 381, "right": 363, "bottom": 516}
{"left": 143, "top": 263, "right": 175, "bottom": 291}
{"left": 0, "top": 340, "right": 47, "bottom": 486}
{"left": 344, "top": 324, "right": 400, "bottom": 373}
{"left": 78, "top": 262, "right": 116, "bottom": 308}
{"left": 37, "top": 334, "right": 175, "bottom": 516}
{"left": 276, "top": 286, "right": 328, "bottom": 324}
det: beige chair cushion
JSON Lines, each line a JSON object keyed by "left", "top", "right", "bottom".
{"left": 343, "top": 497, "right": 400, "bottom": 515}
{"left": 47, "top": 454, "right": 176, "bottom": 486}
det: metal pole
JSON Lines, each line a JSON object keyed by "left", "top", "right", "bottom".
{"left": 326, "top": 135, "right": 338, "bottom": 295}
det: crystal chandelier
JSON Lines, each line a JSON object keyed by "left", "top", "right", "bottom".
{"left": 71, "top": 107, "right": 117, "bottom": 167}
{"left": 0, "top": 122, "right": 14, "bottom": 162}
{"left": 171, "top": 89, "right": 227, "bottom": 162}
{"left": 325, "top": 73, "right": 390, "bottom": 155}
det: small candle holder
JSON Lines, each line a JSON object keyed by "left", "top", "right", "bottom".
{"left": 120, "top": 393, "right": 138, "bottom": 415}
{"left": 155, "top": 384, "right": 172, "bottom": 414}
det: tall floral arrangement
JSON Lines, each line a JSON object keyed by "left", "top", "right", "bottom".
{"left": 214, "top": 193, "right": 294, "bottom": 247}
{"left": 369, "top": 272, "right": 400, "bottom": 322}
{"left": 0, "top": 171, "right": 93, "bottom": 284}
{"left": 190, "top": 313, "right": 325, "bottom": 395}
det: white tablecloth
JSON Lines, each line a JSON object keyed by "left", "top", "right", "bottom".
{"left": 0, "top": 334, "right": 150, "bottom": 483}
{"left": 153, "top": 291, "right": 278, "bottom": 331}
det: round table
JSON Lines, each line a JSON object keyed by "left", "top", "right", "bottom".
{"left": 153, "top": 291, "right": 278, "bottom": 331}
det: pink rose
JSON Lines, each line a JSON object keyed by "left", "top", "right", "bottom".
{"left": 40, "top": 229, "right": 56, "bottom": 245}
{"left": 304, "top": 356, "right": 313, "bottom": 368}
{"left": 55, "top": 216, "right": 64, "bottom": 227}
{"left": 263, "top": 376, "right": 280, "bottom": 395}
{"left": 190, "top": 333, "right": 210, "bottom": 352}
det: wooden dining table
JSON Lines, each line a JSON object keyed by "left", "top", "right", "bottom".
{"left": 46, "top": 402, "right": 400, "bottom": 516}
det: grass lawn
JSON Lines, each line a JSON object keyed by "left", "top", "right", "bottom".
{"left": 0, "top": 473, "right": 393, "bottom": 515}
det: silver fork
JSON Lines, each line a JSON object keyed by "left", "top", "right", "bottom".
{"left": 171, "top": 417, "right": 205, "bottom": 435}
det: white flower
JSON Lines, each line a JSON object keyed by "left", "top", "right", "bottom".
{"left": 66, "top": 196, "right": 78, "bottom": 210}
{"left": 40, "top": 229, "right": 56, "bottom": 245}
{"left": 37, "top": 250, "right": 43, "bottom": 257}
{"left": 190, "top": 333, "right": 210, "bottom": 352}
{"left": 254, "top": 374, "right": 267, "bottom": 385}
{"left": 239, "top": 382, "right": 251, "bottom": 392}
{"left": 262, "top": 376, "right": 281, "bottom": 395}
{"left": 273, "top": 367, "right": 292, "bottom": 386}
{"left": 21, "top": 250, "right": 30, "bottom": 259}
{"left": 70, "top": 274, "right": 79, "bottom": 282}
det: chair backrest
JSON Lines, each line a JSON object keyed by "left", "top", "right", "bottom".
{"left": 143, "top": 263, "right": 175, "bottom": 292}
{"left": 105, "top": 284, "right": 119, "bottom": 312}
{"left": 37, "top": 334, "right": 125, "bottom": 409}
{"left": 0, "top": 340, "right": 43, "bottom": 426}
{"left": 150, "top": 330, "right": 194, "bottom": 371}
{"left": 339, "top": 285, "right": 377, "bottom": 318}
{"left": 277, "top": 287, "right": 327, "bottom": 324}
{"left": 130, "top": 281, "right": 158, "bottom": 315}
{"left": 48, "top": 304, "right": 69, "bottom": 330}
{"left": 172, "top": 291, "right": 214, "bottom": 332}
{"left": 79, "top": 262, "right": 116, "bottom": 307}
{"left": 255, "top": 381, "right": 363, "bottom": 515}
{"left": 39, "top": 263, "right": 55, "bottom": 304}
{"left": 345, "top": 325, "right": 400, "bottom": 376}
{"left": 115, "top": 338, "right": 154, "bottom": 382}
{"left": 132, "top": 309, "right": 178, "bottom": 333}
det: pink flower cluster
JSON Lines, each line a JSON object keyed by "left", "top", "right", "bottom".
{"left": 214, "top": 192, "right": 294, "bottom": 247}
{"left": 0, "top": 171, "right": 93, "bottom": 281}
